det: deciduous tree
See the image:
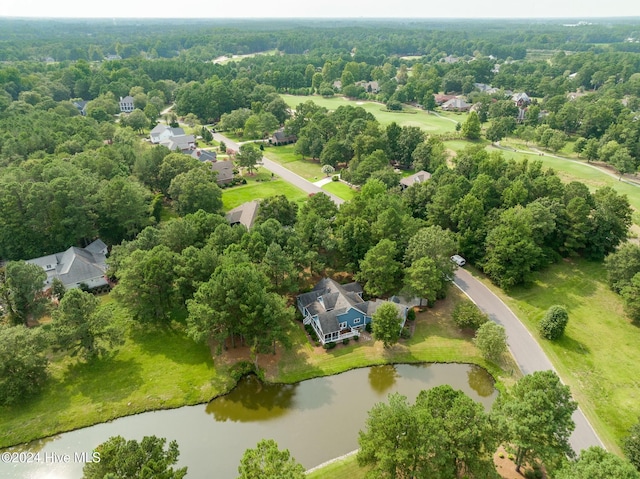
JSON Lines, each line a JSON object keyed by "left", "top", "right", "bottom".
{"left": 474, "top": 321, "right": 507, "bottom": 362}
{"left": 83, "top": 435, "right": 187, "bottom": 479}
{"left": 237, "top": 439, "right": 305, "bottom": 479}
{"left": 356, "top": 239, "right": 402, "bottom": 298}
{"left": 372, "top": 302, "right": 403, "bottom": 348}
{"left": 539, "top": 305, "right": 569, "bottom": 340}
{"left": 493, "top": 370, "right": 577, "bottom": 473}
{"left": 557, "top": 446, "right": 640, "bottom": 479}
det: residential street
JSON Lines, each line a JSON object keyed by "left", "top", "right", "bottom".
{"left": 213, "top": 129, "right": 603, "bottom": 454}
{"left": 454, "top": 268, "right": 604, "bottom": 453}
{"left": 211, "top": 132, "right": 344, "bottom": 205}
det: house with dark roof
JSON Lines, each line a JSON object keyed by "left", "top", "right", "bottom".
{"left": 119, "top": 96, "right": 135, "bottom": 113}
{"left": 355, "top": 80, "right": 380, "bottom": 94}
{"left": 191, "top": 149, "right": 217, "bottom": 163}
{"left": 26, "top": 239, "right": 109, "bottom": 291}
{"left": 297, "top": 278, "right": 408, "bottom": 345}
{"left": 226, "top": 200, "right": 260, "bottom": 229}
{"left": 72, "top": 100, "right": 89, "bottom": 116}
{"left": 400, "top": 170, "right": 431, "bottom": 190}
{"left": 209, "top": 160, "right": 234, "bottom": 185}
{"left": 270, "top": 128, "right": 297, "bottom": 146}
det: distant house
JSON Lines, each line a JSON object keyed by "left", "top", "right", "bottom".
{"left": 209, "top": 160, "right": 234, "bottom": 185}
{"left": 441, "top": 55, "right": 459, "bottom": 64}
{"left": 26, "top": 239, "right": 109, "bottom": 292}
{"left": 150, "top": 124, "right": 185, "bottom": 144}
{"left": 160, "top": 134, "right": 196, "bottom": 153}
{"left": 226, "top": 200, "right": 260, "bottom": 229}
{"left": 441, "top": 98, "right": 471, "bottom": 111}
{"left": 297, "top": 278, "right": 408, "bottom": 345}
{"left": 434, "top": 94, "right": 457, "bottom": 105}
{"left": 512, "top": 92, "right": 531, "bottom": 107}
{"left": 355, "top": 80, "right": 380, "bottom": 94}
{"left": 119, "top": 96, "right": 135, "bottom": 113}
{"left": 191, "top": 148, "right": 217, "bottom": 163}
{"left": 400, "top": 170, "right": 431, "bottom": 190}
{"left": 332, "top": 80, "right": 342, "bottom": 90}
{"left": 105, "top": 54, "right": 122, "bottom": 61}
{"left": 270, "top": 128, "right": 297, "bottom": 146}
{"left": 72, "top": 100, "right": 89, "bottom": 116}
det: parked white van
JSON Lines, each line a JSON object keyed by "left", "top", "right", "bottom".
{"left": 451, "top": 255, "right": 466, "bottom": 267}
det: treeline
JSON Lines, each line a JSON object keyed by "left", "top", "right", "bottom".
{"left": 2, "top": 19, "right": 640, "bottom": 62}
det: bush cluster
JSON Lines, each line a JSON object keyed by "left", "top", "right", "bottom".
{"left": 452, "top": 302, "right": 489, "bottom": 330}
{"left": 538, "top": 305, "right": 569, "bottom": 340}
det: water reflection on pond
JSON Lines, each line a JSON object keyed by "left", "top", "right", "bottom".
{"left": 2, "top": 363, "right": 496, "bottom": 479}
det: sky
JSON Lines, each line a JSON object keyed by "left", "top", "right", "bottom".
{"left": 1, "top": 0, "right": 639, "bottom": 19}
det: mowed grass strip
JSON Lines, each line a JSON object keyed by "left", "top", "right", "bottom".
{"left": 263, "top": 144, "right": 324, "bottom": 180}
{"left": 307, "top": 453, "right": 368, "bottom": 479}
{"left": 222, "top": 179, "right": 308, "bottom": 211}
{"left": 280, "top": 94, "right": 459, "bottom": 133}
{"left": 322, "top": 181, "right": 356, "bottom": 201}
{"left": 470, "top": 259, "right": 640, "bottom": 452}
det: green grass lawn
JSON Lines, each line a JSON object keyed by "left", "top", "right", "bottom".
{"left": 263, "top": 144, "right": 324, "bottom": 180}
{"left": 470, "top": 259, "right": 640, "bottom": 453}
{"left": 280, "top": 94, "right": 459, "bottom": 134}
{"left": 0, "top": 301, "right": 235, "bottom": 449}
{"left": 322, "top": 181, "right": 356, "bottom": 200}
{"left": 307, "top": 454, "right": 367, "bottom": 479}
{"left": 222, "top": 178, "right": 308, "bottom": 211}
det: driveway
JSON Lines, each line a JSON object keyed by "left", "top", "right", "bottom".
{"left": 212, "top": 133, "right": 343, "bottom": 205}
{"left": 454, "top": 268, "right": 604, "bottom": 453}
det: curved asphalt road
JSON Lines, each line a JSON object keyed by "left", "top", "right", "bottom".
{"left": 212, "top": 132, "right": 344, "bottom": 205}
{"left": 214, "top": 129, "right": 602, "bottom": 453}
{"left": 454, "top": 268, "right": 604, "bottom": 453}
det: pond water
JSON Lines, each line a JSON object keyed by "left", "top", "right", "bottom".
{"left": 1, "top": 363, "right": 497, "bottom": 479}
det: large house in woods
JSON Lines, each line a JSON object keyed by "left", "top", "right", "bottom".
{"left": 270, "top": 128, "right": 297, "bottom": 146}
{"left": 297, "top": 278, "right": 409, "bottom": 345}
{"left": 226, "top": 200, "right": 260, "bottom": 229}
{"left": 26, "top": 239, "right": 109, "bottom": 292}
{"left": 400, "top": 170, "right": 431, "bottom": 190}
{"left": 119, "top": 96, "right": 135, "bottom": 113}
{"left": 150, "top": 124, "right": 185, "bottom": 144}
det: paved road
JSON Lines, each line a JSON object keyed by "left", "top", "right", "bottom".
{"left": 454, "top": 268, "right": 604, "bottom": 453}
{"left": 212, "top": 132, "right": 344, "bottom": 205}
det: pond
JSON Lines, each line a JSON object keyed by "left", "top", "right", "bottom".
{"left": 1, "top": 363, "right": 497, "bottom": 479}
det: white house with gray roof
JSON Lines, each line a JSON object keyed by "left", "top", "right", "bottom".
{"left": 150, "top": 124, "right": 186, "bottom": 144}
{"left": 119, "top": 96, "right": 135, "bottom": 113}
{"left": 26, "top": 239, "right": 109, "bottom": 291}
{"left": 297, "top": 278, "right": 408, "bottom": 345}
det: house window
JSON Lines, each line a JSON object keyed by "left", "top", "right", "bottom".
{"left": 340, "top": 322, "right": 347, "bottom": 329}
{"left": 354, "top": 318, "right": 361, "bottom": 324}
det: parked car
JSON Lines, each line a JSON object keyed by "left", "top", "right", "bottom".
{"left": 451, "top": 254, "right": 466, "bottom": 267}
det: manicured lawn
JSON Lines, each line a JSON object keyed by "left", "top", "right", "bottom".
{"left": 0, "top": 301, "right": 235, "bottom": 449}
{"left": 322, "top": 181, "right": 356, "bottom": 200}
{"left": 263, "top": 144, "right": 324, "bottom": 180}
{"left": 471, "top": 259, "right": 640, "bottom": 453}
{"left": 307, "top": 454, "right": 367, "bottom": 479}
{"left": 222, "top": 178, "right": 308, "bottom": 211}
{"left": 280, "top": 94, "right": 459, "bottom": 134}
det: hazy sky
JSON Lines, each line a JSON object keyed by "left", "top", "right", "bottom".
{"left": 1, "top": 0, "right": 639, "bottom": 19}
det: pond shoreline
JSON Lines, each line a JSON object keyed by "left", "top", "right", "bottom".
{"left": 3, "top": 358, "right": 500, "bottom": 451}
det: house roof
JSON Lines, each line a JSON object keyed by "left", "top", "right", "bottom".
{"left": 226, "top": 200, "right": 260, "bottom": 229}
{"left": 150, "top": 124, "right": 169, "bottom": 135}
{"left": 442, "top": 98, "right": 470, "bottom": 110}
{"left": 25, "top": 239, "right": 108, "bottom": 289}
{"left": 160, "top": 134, "right": 195, "bottom": 152}
{"left": 120, "top": 95, "right": 134, "bottom": 103}
{"left": 191, "top": 149, "right": 217, "bottom": 162}
{"left": 210, "top": 160, "right": 234, "bottom": 183}
{"left": 512, "top": 92, "right": 530, "bottom": 102}
{"left": 400, "top": 170, "right": 431, "bottom": 188}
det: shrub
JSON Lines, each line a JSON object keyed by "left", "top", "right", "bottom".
{"left": 332, "top": 175, "right": 339, "bottom": 182}
{"left": 452, "top": 302, "right": 489, "bottom": 330}
{"left": 400, "top": 327, "right": 411, "bottom": 339}
{"left": 342, "top": 338, "right": 350, "bottom": 345}
{"left": 539, "top": 305, "right": 569, "bottom": 340}
{"left": 407, "top": 308, "right": 416, "bottom": 321}
{"left": 365, "top": 323, "right": 372, "bottom": 333}
{"left": 323, "top": 342, "right": 336, "bottom": 350}
{"left": 353, "top": 335, "right": 360, "bottom": 341}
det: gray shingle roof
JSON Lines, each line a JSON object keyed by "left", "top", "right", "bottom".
{"left": 400, "top": 170, "right": 432, "bottom": 188}
{"left": 209, "top": 160, "right": 234, "bottom": 183}
{"left": 226, "top": 200, "right": 260, "bottom": 229}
